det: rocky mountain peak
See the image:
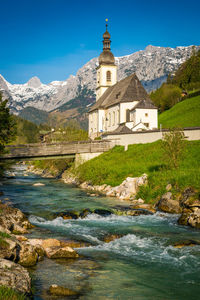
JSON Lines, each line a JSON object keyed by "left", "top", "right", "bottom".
{"left": 0, "top": 45, "right": 199, "bottom": 114}
{"left": 27, "top": 76, "right": 42, "bottom": 88}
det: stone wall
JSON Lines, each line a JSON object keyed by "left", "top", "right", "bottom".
{"left": 102, "top": 127, "right": 200, "bottom": 149}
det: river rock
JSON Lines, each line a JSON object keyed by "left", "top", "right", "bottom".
{"left": 0, "top": 203, "right": 33, "bottom": 234}
{"left": 45, "top": 246, "right": 79, "bottom": 259}
{"left": 187, "top": 208, "right": 200, "bottom": 229}
{"left": 56, "top": 211, "right": 79, "bottom": 219}
{"left": 0, "top": 237, "right": 19, "bottom": 261}
{"left": 130, "top": 204, "right": 156, "bottom": 213}
{"left": 178, "top": 208, "right": 192, "bottom": 225}
{"left": 157, "top": 192, "right": 181, "bottom": 214}
{"left": 60, "top": 240, "right": 90, "bottom": 248}
{"left": 173, "top": 240, "right": 200, "bottom": 248}
{"left": 177, "top": 188, "right": 200, "bottom": 229}
{"left": 103, "top": 234, "right": 123, "bottom": 243}
{"left": 49, "top": 284, "right": 79, "bottom": 296}
{"left": 42, "top": 238, "right": 61, "bottom": 249}
{"left": 62, "top": 171, "right": 80, "bottom": 185}
{"left": 18, "top": 241, "right": 38, "bottom": 267}
{"left": 33, "top": 182, "right": 45, "bottom": 186}
{"left": 93, "top": 209, "right": 112, "bottom": 217}
{"left": 79, "top": 208, "right": 92, "bottom": 218}
{"left": 0, "top": 258, "right": 31, "bottom": 294}
{"left": 113, "top": 206, "right": 153, "bottom": 216}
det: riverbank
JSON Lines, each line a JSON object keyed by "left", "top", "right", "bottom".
{"left": 0, "top": 200, "right": 89, "bottom": 298}
{"left": 27, "top": 160, "right": 200, "bottom": 230}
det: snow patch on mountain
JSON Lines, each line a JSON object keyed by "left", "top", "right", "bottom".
{"left": 0, "top": 45, "right": 199, "bottom": 114}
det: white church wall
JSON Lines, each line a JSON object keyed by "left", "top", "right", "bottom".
{"left": 89, "top": 111, "right": 98, "bottom": 137}
{"left": 105, "top": 105, "right": 120, "bottom": 132}
{"left": 133, "top": 108, "right": 158, "bottom": 129}
{"left": 120, "top": 102, "right": 138, "bottom": 124}
{"left": 98, "top": 109, "right": 105, "bottom": 132}
{"left": 96, "top": 65, "right": 117, "bottom": 101}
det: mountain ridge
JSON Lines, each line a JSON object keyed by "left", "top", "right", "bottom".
{"left": 0, "top": 45, "right": 199, "bottom": 115}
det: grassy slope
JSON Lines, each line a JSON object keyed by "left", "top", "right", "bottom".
{"left": 76, "top": 140, "right": 200, "bottom": 202}
{"left": 158, "top": 95, "right": 200, "bottom": 128}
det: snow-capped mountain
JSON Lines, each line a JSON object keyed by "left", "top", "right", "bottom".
{"left": 0, "top": 45, "right": 198, "bottom": 114}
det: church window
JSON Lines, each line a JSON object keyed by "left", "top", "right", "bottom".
{"left": 113, "top": 112, "right": 115, "bottom": 125}
{"left": 144, "top": 123, "right": 149, "bottom": 128}
{"left": 107, "top": 71, "right": 111, "bottom": 82}
{"left": 145, "top": 113, "right": 148, "bottom": 117}
{"left": 126, "top": 109, "right": 130, "bottom": 122}
{"left": 108, "top": 113, "right": 111, "bottom": 126}
{"left": 117, "top": 110, "right": 120, "bottom": 124}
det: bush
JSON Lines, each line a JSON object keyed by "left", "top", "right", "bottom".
{"left": 162, "top": 128, "right": 186, "bottom": 169}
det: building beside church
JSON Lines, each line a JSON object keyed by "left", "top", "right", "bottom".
{"left": 88, "top": 24, "right": 158, "bottom": 139}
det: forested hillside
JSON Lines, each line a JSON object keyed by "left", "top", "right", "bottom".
{"left": 150, "top": 48, "right": 200, "bottom": 112}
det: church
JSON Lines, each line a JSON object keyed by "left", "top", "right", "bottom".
{"left": 88, "top": 24, "right": 158, "bottom": 139}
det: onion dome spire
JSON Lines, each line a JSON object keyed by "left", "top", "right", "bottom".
{"left": 99, "top": 19, "right": 115, "bottom": 65}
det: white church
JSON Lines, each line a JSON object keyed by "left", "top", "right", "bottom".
{"left": 88, "top": 24, "right": 158, "bottom": 139}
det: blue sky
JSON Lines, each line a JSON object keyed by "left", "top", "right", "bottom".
{"left": 0, "top": 0, "right": 200, "bottom": 84}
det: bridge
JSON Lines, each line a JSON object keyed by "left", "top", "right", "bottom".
{"left": 0, "top": 140, "right": 113, "bottom": 164}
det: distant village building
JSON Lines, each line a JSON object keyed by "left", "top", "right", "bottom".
{"left": 88, "top": 23, "right": 158, "bottom": 139}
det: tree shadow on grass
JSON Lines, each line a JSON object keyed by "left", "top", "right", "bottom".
{"left": 148, "top": 164, "right": 167, "bottom": 172}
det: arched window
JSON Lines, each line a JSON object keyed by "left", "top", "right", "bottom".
{"left": 113, "top": 111, "right": 115, "bottom": 125}
{"left": 117, "top": 110, "right": 120, "bottom": 124}
{"left": 106, "top": 70, "right": 111, "bottom": 82}
{"left": 108, "top": 113, "right": 111, "bottom": 126}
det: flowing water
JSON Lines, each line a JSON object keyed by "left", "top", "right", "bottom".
{"left": 1, "top": 165, "right": 200, "bottom": 300}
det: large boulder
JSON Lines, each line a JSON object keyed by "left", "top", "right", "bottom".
{"left": 178, "top": 188, "right": 200, "bottom": 229}
{"left": 41, "top": 238, "right": 61, "bottom": 249}
{"left": 18, "top": 241, "right": 38, "bottom": 267}
{"left": 0, "top": 258, "right": 31, "bottom": 294}
{"left": 0, "top": 203, "right": 33, "bottom": 234}
{"left": 157, "top": 192, "right": 181, "bottom": 214}
{"left": 0, "top": 237, "right": 19, "bottom": 261}
{"left": 187, "top": 208, "right": 200, "bottom": 229}
{"left": 45, "top": 246, "right": 79, "bottom": 259}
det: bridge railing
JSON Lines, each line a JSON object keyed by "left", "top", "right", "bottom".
{"left": 2, "top": 140, "right": 113, "bottom": 159}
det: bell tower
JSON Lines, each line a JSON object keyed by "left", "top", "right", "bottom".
{"left": 96, "top": 20, "right": 117, "bottom": 101}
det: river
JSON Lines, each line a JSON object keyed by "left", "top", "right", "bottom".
{"left": 1, "top": 164, "right": 200, "bottom": 299}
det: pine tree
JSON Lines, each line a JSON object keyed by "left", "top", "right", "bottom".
{"left": 0, "top": 93, "right": 16, "bottom": 154}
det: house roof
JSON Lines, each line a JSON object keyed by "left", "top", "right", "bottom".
{"left": 89, "top": 73, "right": 151, "bottom": 112}
{"left": 105, "top": 124, "right": 133, "bottom": 135}
{"left": 131, "top": 99, "right": 157, "bottom": 110}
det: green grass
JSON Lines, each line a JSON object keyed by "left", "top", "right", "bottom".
{"left": 31, "top": 159, "right": 73, "bottom": 176}
{"left": 75, "top": 140, "right": 200, "bottom": 203}
{"left": 158, "top": 95, "right": 200, "bottom": 128}
{"left": 0, "top": 286, "right": 26, "bottom": 300}
{"left": 0, "top": 231, "right": 11, "bottom": 239}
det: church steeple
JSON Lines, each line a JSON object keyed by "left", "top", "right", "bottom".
{"left": 102, "top": 22, "right": 111, "bottom": 50}
{"left": 99, "top": 20, "right": 115, "bottom": 66}
{"left": 96, "top": 20, "right": 117, "bottom": 101}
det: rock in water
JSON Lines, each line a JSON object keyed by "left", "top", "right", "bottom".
{"left": 0, "top": 258, "right": 31, "bottom": 294}
{"left": 103, "top": 234, "right": 124, "bottom": 243}
{"left": 41, "top": 238, "right": 61, "bottom": 249}
{"left": 33, "top": 182, "right": 45, "bottom": 186}
{"left": 93, "top": 209, "right": 112, "bottom": 216}
{"left": 173, "top": 240, "right": 200, "bottom": 248}
{"left": 49, "top": 284, "right": 78, "bottom": 296}
{"left": 18, "top": 242, "right": 38, "bottom": 267}
{"left": 45, "top": 246, "right": 79, "bottom": 259}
